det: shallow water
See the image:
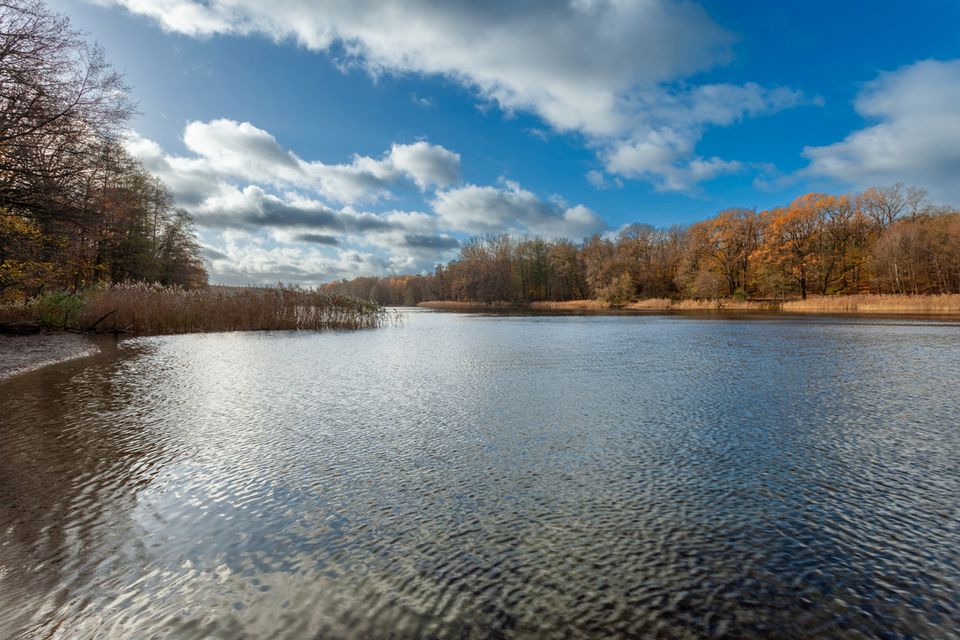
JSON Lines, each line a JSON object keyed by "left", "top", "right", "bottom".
{"left": 1, "top": 310, "right": 959, "bottom": 639}
{"left": 0, "top": 333, "right": 102, "bottom": 380}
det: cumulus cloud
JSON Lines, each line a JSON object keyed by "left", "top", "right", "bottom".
{"left": 432, "top": 181, "right": 606, "bottom": 239}
{"left": 203, "top": 231, "right": 397, "bottom": 285}
{"left": 190, "top": 184, "right": 396, "bottom": 232}
{"left": 94, "top": 1, "right": 731, "bottom": 134}
{"left": 802, "top": 59, "right": 960, "bottom": 202}
{"left": 97, "top": 0, "right": 809, "bottom": 190}
{"left": 126, "top": 124, "right": 605, "bottom": 283}
{"left": 128, "top": 120, "right": 461, "bottom": 205}
{"left": 601, "top": 83, "right": 808, "bottom": 190}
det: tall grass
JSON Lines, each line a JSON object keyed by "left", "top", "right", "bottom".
{"left": 0, "top": 284, "right": 393, "bottom": 335}
{"left": 529, "top": 300, "right": 610, "bottom": 310}
{"left": 781, "top": 294, "right": 960, "bottom": 314}
{"left": 417, "top": 300, "right": 523, "bottom": 311}
{"left": 633, "top": 298, "right": 778, "bottom": 311}
{"left": 417, "top": 295, "right": 960, "bottom": 314}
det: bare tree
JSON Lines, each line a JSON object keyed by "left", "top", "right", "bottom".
{"left": 0, "top": 0, "right": 133, "bottom": 223}
{"left": 857, "top": 183, "right": 928, "bottom": 230}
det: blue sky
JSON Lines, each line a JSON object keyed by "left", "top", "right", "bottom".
{"left": 51, "top": 1, "right": 960, "bottom": 284}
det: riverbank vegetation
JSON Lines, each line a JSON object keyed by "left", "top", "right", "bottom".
{"left": 0, "top": 284, "right": 391, "bottom": 334}
{"left": 326, "top": 185, "right": 960, "bottom": 313}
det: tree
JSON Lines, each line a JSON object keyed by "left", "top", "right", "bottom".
{"left": 0, "top": 0, "right": 133, "bottom": 225}
{"left": 755, "top": 195, "right": 825, "bottom": 299}
{"left": 0, "top": 1, "right": 206, "bottom": 298}
{"left": 857, "top": 183, "right": 927, "bottom": 231}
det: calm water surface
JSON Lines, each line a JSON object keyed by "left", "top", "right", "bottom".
{"left": 1, "top": 310, "right": 959, "bottom": 638}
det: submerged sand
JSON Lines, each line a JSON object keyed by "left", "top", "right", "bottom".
{"left": 0, "top": 333, "right": 100, "bottom": 380}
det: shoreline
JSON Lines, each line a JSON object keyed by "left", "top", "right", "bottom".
{"left": 419, "top": 294, "right": 960, "bottom": 315}
{"left": 0, "top": 332, "right": 105, "bottom": 381}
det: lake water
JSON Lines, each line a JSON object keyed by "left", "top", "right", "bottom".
{"left": 1, "top": 309, "right": 959, "bottom": 639}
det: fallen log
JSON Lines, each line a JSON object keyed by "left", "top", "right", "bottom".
{"left": 86, "top": 309, "right": 118, "bottom": 332}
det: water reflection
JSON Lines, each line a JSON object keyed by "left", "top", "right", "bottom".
{"left": 1, "top": 310, "right": 959, "bottom": 638}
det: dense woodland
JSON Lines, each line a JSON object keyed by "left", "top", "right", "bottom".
{"left": 0, "top": 0, "right": 206, "bottom": 301}
{"left": 325, "top": 185, "right": 960, "bottom": 306}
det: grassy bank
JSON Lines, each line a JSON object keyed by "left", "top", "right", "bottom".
{"left": 419, "top": 294, "right": 960, "bottom": 315}
{"left": 0, "top": 284, "right": 392, "bottom": 335}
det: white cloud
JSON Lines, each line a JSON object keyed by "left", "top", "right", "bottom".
{"left": 128, "top": 126, "right": 597, "bottom": 283}
{"left": 204, "top": 230, "right": 398, "bottom": 285}
{"left": 586, "top": 170, "right": 622, "bottom": 190}
{"left": 432, "top": 181, "right": 606, "bottom": 238}
{"left": 386, "top": 141, "right": 460, "bottom": 190}
{"left": 94, "top": 1, "right": 731, "bottom": 135}
{"left": 96, "top": 0, "right": 809, "bottom": 190}
{"left": 128, "top": 119, "right": 461, "bottom": 205}
{"left": 127, "top": 123, "right": 603, "bottom": 243}
{"left": 183, "top": 119, "right": 302, "bottom": 183}
{"left": 600, "top": 83, "right": 806, "bottom": 190}
{"left": 802, "top": 59, "right": 960, "bottom": 202}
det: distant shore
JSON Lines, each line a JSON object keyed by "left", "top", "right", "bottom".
{"left": 419, "top": 294, "right": 960, "bottom": 315}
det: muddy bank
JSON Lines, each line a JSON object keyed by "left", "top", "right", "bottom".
{"left": 0, "top": 333, "right": 102, "bottom": 380}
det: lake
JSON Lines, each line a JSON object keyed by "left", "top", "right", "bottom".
{"left": 1, "top": 309, "right": 959, "bottom": 638}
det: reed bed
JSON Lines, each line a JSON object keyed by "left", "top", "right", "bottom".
{"left": 0, "top": 284, "right": 392, "bottom": 335}
{"left": 418, "top": 298, "right": 776, "bottom": 311}
{"left": 528, "top": 300, "right": 610, "bottom": 310}
{"left": 664, "top": 299, "right": 778, "bottom": 311}
{"left": 418, "top": 295, "right": 960, "bottom": 314}
{"left": 417, "top": 300, "right": 522, "bottom": 311}
{"left": 781, "top": 294, "right": 960, "bottom": 314}
{"left": 622, "top": 298, "right": 674, "bottom": 310}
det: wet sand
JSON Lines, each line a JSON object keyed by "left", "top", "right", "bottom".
{"left": 0, "top": 333, "right": 101, "bottom": 380}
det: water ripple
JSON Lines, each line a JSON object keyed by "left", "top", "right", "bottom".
{"left": 1, "top": 311, "right": 959, "bottom": 638}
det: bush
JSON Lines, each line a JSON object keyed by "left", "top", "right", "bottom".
{"left": 33, "top": 291, "right": 87, "bottom": 328}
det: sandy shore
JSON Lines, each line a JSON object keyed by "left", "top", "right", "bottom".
{"left": 0, "top": 333, "right": 101, "bottom": 380}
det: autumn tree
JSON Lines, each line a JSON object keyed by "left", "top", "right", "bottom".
{"left": 755, "top": 195, "right": 826, "bottom": 299}
{"left": 327, "top": 185, "right": 959, "bottom": 305}
{"left": 679, "top": 209, "right": 760, "bottom": 297}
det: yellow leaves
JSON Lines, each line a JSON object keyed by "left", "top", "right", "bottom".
{"left": 0, "top": 213, "right": 43, "bottom": 241}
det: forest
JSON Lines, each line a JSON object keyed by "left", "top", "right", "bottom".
{"left": 0, "top": 0, "right": 207, "bottom": 302}
{"left": 324, "top": 185, "right": 960, "bottom": 307}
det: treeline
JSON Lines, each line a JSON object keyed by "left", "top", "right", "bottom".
{"left": 0, "top": 0, "right": 206, "bottom": 301}
{"left": 324, "top": 184, "right": 960, "bottom": 305}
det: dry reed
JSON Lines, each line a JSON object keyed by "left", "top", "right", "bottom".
{"left": 529, "top": 300, "right": 610, "bottom": 310}
{"left": 417, "top": 300, "right": 522, "bottom": 311}
{"left": 659, "top": 299, "right": 778, "bottom": 311}
{"left": 781, "top": 294, "right": 960, "bottom": 314}
{"left": 418, "top": 295, "right": 960, "bottom": 314}
{"left": 1, "top": 284, "right": 392, "bottom": 335}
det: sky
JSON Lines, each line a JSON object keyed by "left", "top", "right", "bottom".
{"left": 50, "top": 0, "right": 960, "bottom": 285}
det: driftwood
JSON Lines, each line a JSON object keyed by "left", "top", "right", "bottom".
{"left": 85, "top": 309, "right": 118, "bottom": 332}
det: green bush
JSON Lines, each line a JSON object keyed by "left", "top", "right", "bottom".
{"left": 33, "top": 291, "right": 87, "bottom": 329}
